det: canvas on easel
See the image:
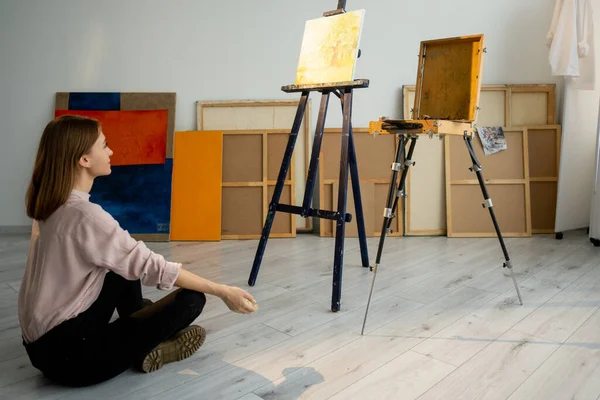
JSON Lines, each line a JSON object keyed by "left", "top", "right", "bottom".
{"left": 248, "top": 1, "right": 371, "bottom": 313}
{"left": 295, "top": 9, "right": 365, "bottom": 85}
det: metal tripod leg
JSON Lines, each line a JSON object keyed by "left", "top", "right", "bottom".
{"left": 463, "top": 132, "right": 523, "bottom": 305}
{"left": 361, "top": 133, "right": 418, "bottom": 335}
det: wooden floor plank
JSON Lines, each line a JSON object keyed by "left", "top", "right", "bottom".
{"left": 328, "top": 351, "right": 456, "bottom": 400}
{"left": 513, "top": 257, "right": 600, "bottom": 343}
{"left": 417, "top": 329, "right": 559, "bottom": 400}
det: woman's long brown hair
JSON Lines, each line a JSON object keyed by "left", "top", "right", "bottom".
{"left": 26, "top": 115, "right": 101, "bottom": 221}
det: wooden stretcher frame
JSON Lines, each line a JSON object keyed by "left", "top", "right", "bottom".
{"left": 197, "top": 99, "right": 312, "bottom": 232}
{"left": 219, "top": 129, "right": 296, "bottom": 240}
{"left": 445, "top": 127, "right": 532, "bottom": 237}
{"left": 401, "top": 83, "right": 557, "bottom": 236}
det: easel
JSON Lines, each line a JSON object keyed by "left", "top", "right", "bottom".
{"left": 248, "top": 0, "right": 370, "bottom": 312}
{"left": 361, "top": 35, "right": 524, "bottom": 334}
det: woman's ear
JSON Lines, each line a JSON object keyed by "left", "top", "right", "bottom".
{"left": 78, "top": 154, "right": 91, "bottom": 168}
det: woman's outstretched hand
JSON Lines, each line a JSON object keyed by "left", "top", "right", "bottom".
{"left": 174, "top": 268, "right": 258, "bottom": 314}
{"left": 220, "top": 285, "right": 258, "bottom": 314}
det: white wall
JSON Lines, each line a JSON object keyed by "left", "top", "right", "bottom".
{"left": 0, "top": 0, "right": 560, "bottom": 226}
{"left": 555, "top": 81, "right": 600, "bottom": 233}
{"left": 555, "top": 0, "right": 600, "bottom": 233}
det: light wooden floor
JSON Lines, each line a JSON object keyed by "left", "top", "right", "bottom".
{"left": 1, "top": 229, "right": 600, "bottom": 399}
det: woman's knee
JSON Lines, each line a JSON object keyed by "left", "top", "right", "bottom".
{"left": 176, "top": 289, "right": 206, "bottom": 313}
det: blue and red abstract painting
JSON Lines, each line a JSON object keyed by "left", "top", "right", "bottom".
{"left": 55, "top": 92, "right": 177, "bottom": 241}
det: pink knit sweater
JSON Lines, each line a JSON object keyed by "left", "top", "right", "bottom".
{"left": 18, "top": 189, "right": 181, "bottom": 343}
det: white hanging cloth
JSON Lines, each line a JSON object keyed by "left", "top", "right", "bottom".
{"left": 547, "top": 0, "right": 596, "bottom": 90}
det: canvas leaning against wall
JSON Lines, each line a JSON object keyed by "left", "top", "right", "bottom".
{"left": 54, "top": 92, "right": 176, "bottom": 241}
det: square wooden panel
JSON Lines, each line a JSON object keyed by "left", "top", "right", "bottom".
{"left": 222, "top": 187, "right": 264, "bottom": 238}
{"left": 448, "top": 128, "right": 526, "bottom": 182}
{"left": 448, "top": 184, "right": 530, "bottom": 237}
{"left": 530, "top": 181, "right": 558, "bottom": 233}
{"left": 510, "top": 85, "right": 556, "bottom": 126}
{"left": 475, "top": 89, "right": 507, "bottom": 127}
{"left": 222, "top": 134, "right": 263, "bottom": 183}
{"left": 319, "top": 129, "right": 403, "bottom": 237}
{"left": 511, "top": 93, "right": 549, "bottom": 126}
{"left": 528, "top": 126, "right": 561, "bottom": 178}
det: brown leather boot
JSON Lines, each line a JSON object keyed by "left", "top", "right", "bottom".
{"left": 141, "top": 325, "right": 206, "bottom": 373}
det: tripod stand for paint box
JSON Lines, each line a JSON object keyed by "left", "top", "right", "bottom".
{"left": 247, "top": 2, "right": 370, "bottom": 313}
{"left": 361, "top": 35, "right": 524, "bottom": 333}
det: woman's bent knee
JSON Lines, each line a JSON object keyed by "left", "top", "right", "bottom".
{"left": 176, "top": 289, "right": 206, "bottom": 313}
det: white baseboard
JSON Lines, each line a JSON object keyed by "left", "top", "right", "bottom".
{"left": 0, "top": 225, "right": 32, "bottom": 234}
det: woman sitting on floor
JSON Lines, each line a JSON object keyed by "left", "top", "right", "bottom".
{"left": 18, "top": 115, "right": 258, "bottom": 388}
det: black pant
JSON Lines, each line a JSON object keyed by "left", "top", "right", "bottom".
{"left": 23, "top": 271, "right": 206, "bottom": 387}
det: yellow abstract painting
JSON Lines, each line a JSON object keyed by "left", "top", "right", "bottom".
{"left": 295, "top": 9, "right": 365, "bottom": 86}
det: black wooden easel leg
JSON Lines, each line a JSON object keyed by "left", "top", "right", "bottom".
{"left": 334, "top": 91, "right": 369, "bottom": 269}
{"left": 463, "top": 132, "right": 523, "bottom": 305}
{"left": 302, "top": 92, "right": 331, "bottom": 213}
{"left": 248, "top": 91, "right": 310, "bottom": 286}
{"left": 331, "top": 88, "right": 354, "bottom": 312}
{"left": 348, "top": 131, "right": 370, "bottom": 268}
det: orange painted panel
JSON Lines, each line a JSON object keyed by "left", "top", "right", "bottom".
{"left": 170, "top": 130, "right": 223, "bottom": 241}
{"left": 54, "top": 109, "right": 168, "bottom": 166}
